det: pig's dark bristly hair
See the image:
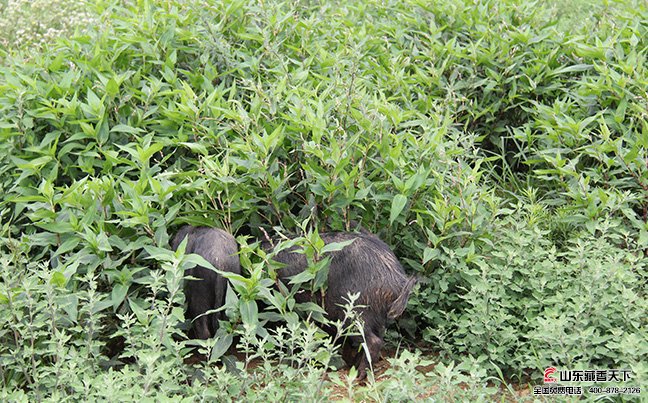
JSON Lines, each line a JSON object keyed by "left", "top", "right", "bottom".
{"left": 388, "top": 276, "right": 417, "bottom": 319}
{"left": 262, "top": 230, "right": 415, "bottom": 379}
{"left": 170, "top": 224, "right": 194, "bottom": 251}
{"left": 179, "top": 223, "right": 414, "bottom": 377}
{"left": 171, "top": 225, "right": 241, "bottom": 340}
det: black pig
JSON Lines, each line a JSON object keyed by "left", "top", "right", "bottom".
{"left": 264, "top": 231, "right": 416, "bottom": 379}
{"left": 171, "top": 225, "right": 241, "bottom": 339}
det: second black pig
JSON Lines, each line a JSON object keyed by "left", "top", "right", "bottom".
{"left": 264, "top": 231, "right": 416, "bottom": 379}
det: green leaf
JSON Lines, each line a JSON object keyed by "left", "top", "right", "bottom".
{"left": 423, "top": 247, "right": 438, "bottom": 264}
{"left": 106, "top": 78, "right": 120, "bottom": 97}
{"left": 240, "top": 299, "right": 258, "bottom": 326}
{"left": 86, "top": 89, "right": 102, "bottom": 111}
{"left": 128, "top": 298, "right": 149, "bottom": 324}
{"left": 622, "top": 143, "right": 639, "bottom": 165}
{"left": 111, "top": 284, "right": 129, "bottom": 309}
{"left": 184, "top": 254, "right": 223, "bottom": 275}
{"left": 549, "top": 64, "right": 592, "bottom": 76}
{"left": 58, "top": 295, "right": 78, "bottom": 323}
{"left": 321, "top": 239, "right": 355, "bottom": 254}
{"left": 96, "top": 232, "right": 113, "bottom": 252}
{"left": 53, "top": 237, "right": 80, "bottom": 256}
{"left": 390, "top": 194, "right": 408, "bottom": 224}
{"left": 179, "top": 142, "right": 208, "bottom": 155}
{"left": 210, "top": 334, "right": 233, "bottom": 361}
{"left": 50, "top": 271, "right": 67, "bottom": 288}
{"left": 92, "top": 298, "right": 114, "bottom": 315}
{"left": 110, "top": 124, "right": 144, "bottom": 134}
{"left": 138, "top": 143, "right": 164, "bottom": 164}
{"left": 288, "top": 270, "right": 316, "bottom": 285}
{"left": 144, "top": 245, "right": 175, "bottom": 261}
{"left": 294, "top": 302, "right": 327, "bottom": 315}
{"left": 36, "top": 222, "right": 74, "bottom": 234}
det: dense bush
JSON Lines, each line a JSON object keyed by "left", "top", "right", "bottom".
{"left": 0, "top": 0, "right": 646, "bottom": 399}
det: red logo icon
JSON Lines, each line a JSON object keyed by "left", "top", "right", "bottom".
{"left": 544, "top": 367, "right": 557, "bottom": 383}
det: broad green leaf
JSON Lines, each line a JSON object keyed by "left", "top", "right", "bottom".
{"left": 111, "top": 284, "right": 129, "bottom": 309}
{"left": 288, "top": 270, "right": 316, "bottom": 285}
{"left": 210, "top": 334, "right": 233, "bottom": 361}
{"left": 52, "top": 237, "right": 80, "bottom": 258}
{"left": 50, "top": 271, "right": 67, "bottom": 288}
{"left": 321, "top": 239, "right": 355, "bottom": 254}
{"left": 128, "top": 298, "right": 149, "bottom": 324}
{"left": 390, "top": 194, "right": 408, "bottom": 224}
{"left": 549, "top": 64, "right": 592, "bottom": 76}
{"left": 179, "top": 142, "right": 208, "bottom": 155}
{"left": 110, "top": 124, "right": 144, "bottom": 134}
{"left": 92, "top": 298, "right": 114, "bottom": 315}
{"left": 58, "top": 295, "right": 78, "bottom": 323}
{"left": 423, "top": 247, "right": 438, "bottom": 264}
{"left": 240, "top": 299, "right": 258, "bottom": 326}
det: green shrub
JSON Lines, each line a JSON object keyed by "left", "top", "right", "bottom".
{"left": 0, "top": 0, "right": 646, "bottom": 399}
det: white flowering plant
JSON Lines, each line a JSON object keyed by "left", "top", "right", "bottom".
{"left": 0, "top": 0, "right": 97, "bottom": 50}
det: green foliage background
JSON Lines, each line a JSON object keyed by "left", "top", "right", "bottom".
{"left": 0, "top": 0, "right": 646, "bottom": 400}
